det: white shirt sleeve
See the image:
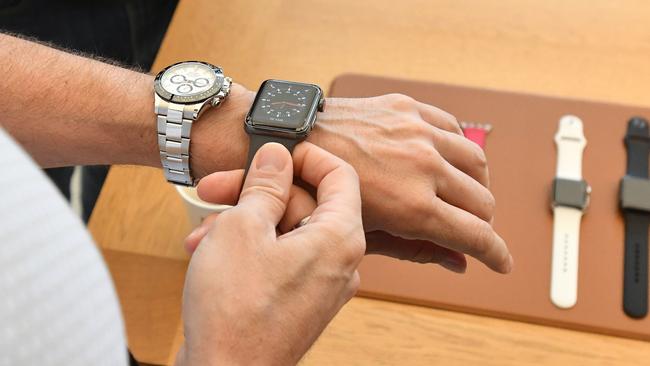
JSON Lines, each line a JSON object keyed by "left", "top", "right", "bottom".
{"left": 0, "top": 128, "right": 128, "bottom": 366}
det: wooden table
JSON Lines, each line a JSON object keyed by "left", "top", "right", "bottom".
{"left": 89, "top": 0, "right": 650, "bottom": 364}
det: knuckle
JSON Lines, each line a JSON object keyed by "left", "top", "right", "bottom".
{"left": 406, "top": 197, "right": 434, "bottom": 227}
{"left": 214, "top": 208, "right": 238, "bottom": 226}
{"left": 423, "top": 139, "right": 440, "bottom": 157}
{"left": 243, "top": 172, "right": 286, "bottom": 198}
{"left": 208, "top": 208, "right": 245, "bottom": 237}
{"left": 472, "top": 145, "right": 488, "bottom": 168}
{"left": 424, "top": 147, "right": 446, "bottom": 173}
{"left": 340, "top": 160, "right": 359, "bottom": 182}
{"left": 342, "top": 234, "right": 366, "bottom": 265}
{"left": 241, "top": 178, "right": 287, "bottom": 210}
{"left": 324, "top": 222, "right": 366, "bottom": 266}
{"left": 247, "top": 210, "right": 276, "bottom": 232}
{"left": 347, "top": 237, "right": 366, "bottom": 264}
{"left": 470, "top": 221, "right": 494, "bottom": 256}
{"left": 345, "top": 271, "right": 361, "bottom": 299}
{"left": 387, "top": 93, "right": 416, "bottom": 109}
{"left": 410, "top": 119, "right": 433, "bottom": 136}
{"left": 447, "top": 112, "right": 459, "bottom": 125}
{"left": 447, "top": 114, "right": 462, "bottom": 133}
{"left": 221, "top": 206, "right": 270, "bottom": 236}
{"left": 484, "top": 192, "right": 496, "bottom": 218}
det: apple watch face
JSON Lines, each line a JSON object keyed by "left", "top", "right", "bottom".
{"left": 249, "top": 80, "right": 322, "bottom": 130}
{"left": 155, "top": 61, "right": 223, "bottom": 103}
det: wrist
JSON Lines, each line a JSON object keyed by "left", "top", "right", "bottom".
{"left": 174, "top": 343, "right": 233, "bottom": 366}
{"left": 176, "top": 340, "right": 296, "bottom": 366}
{"left": 141, "top": 79, "right": 253, "bottom": 177}
{"left": 190, "top": 83, "right": 254, "bottom": 178}
{"left": 134, "top": 74, "right": 161, "bottom": 168}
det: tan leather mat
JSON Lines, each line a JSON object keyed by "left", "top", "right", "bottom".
{"left": 329, "top": 74, "right": 650, "bottom": 340}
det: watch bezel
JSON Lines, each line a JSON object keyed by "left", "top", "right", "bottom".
{"left": 154, "top": 61, "right": 225, "bottom": 104}
{"left": 551, "top": 178, "right": 591, "bottom": 211}
{"left": 245, "top": 79, "right": 324, "bottom": 138}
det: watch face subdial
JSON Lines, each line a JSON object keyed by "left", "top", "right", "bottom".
{"left": 193, "top": 78, "right": 209, "bottom": 88}
{"left": 259, "top": 84, "right": 310, "bottom": 119}
{"left": 170, "top": 74, "right": 186, "bottom": 84}
{"left": 160, "top": 62, "right": 218, "bottom": 97}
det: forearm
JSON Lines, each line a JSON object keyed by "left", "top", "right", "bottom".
{"left": 0, "top": 33, "right": 251, "bottom": 173}
{"left": 0, "top": 34, "right": 157, "bottom": 167}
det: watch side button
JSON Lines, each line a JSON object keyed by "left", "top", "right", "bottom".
{"left": 318, "top": 98, "right": 326, "bottom": 112}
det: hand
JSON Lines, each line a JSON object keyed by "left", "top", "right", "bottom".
{"left": 190, "top": 91, "right": 512, "bottom": 274}
{"left": 313, "top": 95, "right": 511, "bottom": 273}
{"left": 176, "top": 143, "right": 365, "bottom": 366}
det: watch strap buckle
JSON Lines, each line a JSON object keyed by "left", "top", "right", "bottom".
{"left": 620, "top": 175, "right": 650, "bottom": 212}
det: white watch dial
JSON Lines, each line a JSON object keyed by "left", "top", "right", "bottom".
{"left": 160, "top": 62, "right": 217, "bottom": 97}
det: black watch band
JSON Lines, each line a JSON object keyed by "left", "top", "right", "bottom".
{"left": 244, "top": 134, "right": 299, "bottom": 177}
{"left": 620, "top": 117, "right": 650, "bottom": 319}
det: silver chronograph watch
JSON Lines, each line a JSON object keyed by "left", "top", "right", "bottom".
{"left": 154, "top": 61, "right": 232, "bottom": 186}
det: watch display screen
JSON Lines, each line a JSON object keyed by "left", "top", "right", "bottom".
{"left": 160, "top": 62, "right": 217, "bottom": 97}
{"left": 250, "top": 80, "right": 321, "bottom": 130}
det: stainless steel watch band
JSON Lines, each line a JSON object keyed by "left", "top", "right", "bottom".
{"left": 156, "top": 101, "right": 195, "bottom": 186}
{"left": 155, "top": 76, "right": 232, "bottom": 186}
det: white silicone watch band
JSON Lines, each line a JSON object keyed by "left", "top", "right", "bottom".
{"left": 551, "top": 115, "right": 587, "bottom": 309}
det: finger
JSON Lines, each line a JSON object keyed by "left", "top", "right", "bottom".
{"left": 197, "top": 169, "right": 316, "bottom": 234}
{"left": 184, "top": 213, "right": 220, "bottom": 254}
{"left": 196, "top": 169, "right": 244, "bottom": 205}
{"left": 278, "top": 185, "right": 317, "bottom": 234}
{"left": 415, "top": 101, "right": 463, "bottom": 135}
{"left": 436, "top": 159, "right": 495, "bottom": 223}
{"left": 427, "top": 198, "right": 512, "bottom": 274}
{"left": 366, "top": 231, "right": 467, "bottom": 273}
{"left": 291, "top": 142, "right": 362, "bottom": 224}
{"left": 237, "top": 143, "right": 293, "bottom": 230}
{"left": 433, "top": 129, "right": 490, "bottom": 188}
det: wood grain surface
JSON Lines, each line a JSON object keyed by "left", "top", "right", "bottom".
{"left": 88, "top": 0, "right": 650, "bottom": 364}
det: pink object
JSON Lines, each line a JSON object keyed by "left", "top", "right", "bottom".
{"left": 460, "top": 122, "right": 492, "bottom": 149}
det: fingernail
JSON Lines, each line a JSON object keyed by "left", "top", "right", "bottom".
{"left": 255, "top": 143, "right": 288, "bottom": 172}
{"left": 440, "top": 256, "right": 466, "bottom": 274}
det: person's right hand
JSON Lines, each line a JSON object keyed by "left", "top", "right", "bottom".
{"left": 176, "top": 142, "right": 365, "bottom": 366}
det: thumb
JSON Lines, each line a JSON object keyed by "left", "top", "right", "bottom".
{"left": 237, "top": 142, "right": 293, "bottom": 228}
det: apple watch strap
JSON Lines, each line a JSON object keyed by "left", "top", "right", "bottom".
{"left": 550, "top": 115, "right": 588, "bottom": 309}
{"left": 460, "top": 122, "right": 492, "bottom": 149}
{"left": 244, "top": 134, "right": 299, "bottom": 177}
{"left": 620, "top": 117, "right": 650, "bottom": 318}
{"left": 156, "top": 102, "right": 194, "bottom": 186}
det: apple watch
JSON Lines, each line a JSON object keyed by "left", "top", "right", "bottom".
{"left": 154, "top": 61, "right": 232, "bottom": 186}
{"left": 619, "top": 117, "right": 650, "bottom": 319}
{"left": 550, "top": 115, "right": 591, "bottom": 309}
{"left": 244, "top": 79, "right": 325, "bottom": 173}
